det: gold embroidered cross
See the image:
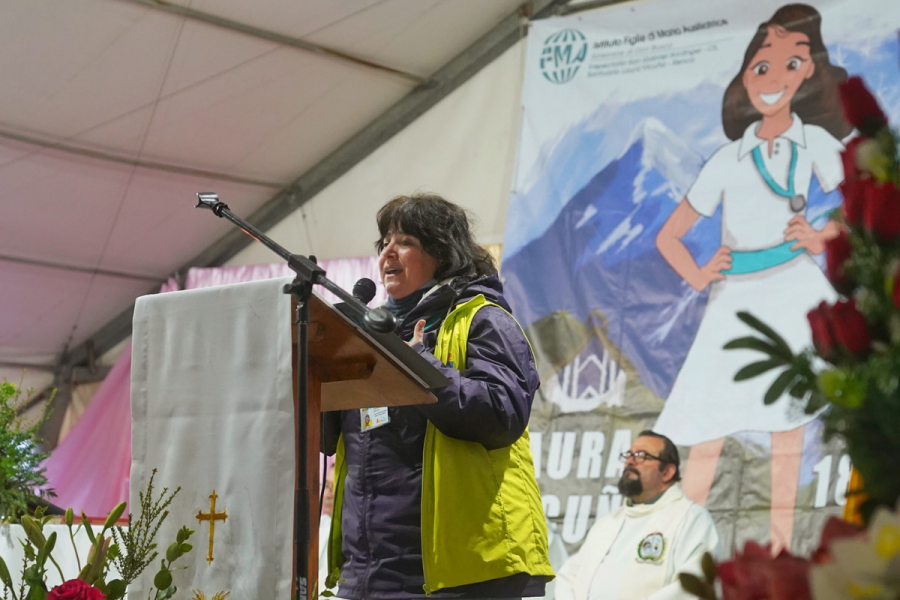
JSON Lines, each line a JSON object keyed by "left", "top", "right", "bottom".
{"left": 196, "top": 490, "right": 228, "bottom": 565}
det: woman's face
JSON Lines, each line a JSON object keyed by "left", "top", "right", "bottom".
{"left": 378, "top": 231, "right": 439, "bottom": 300}
{"left": 743, "top": 25, "right": 816, "bottom": 118}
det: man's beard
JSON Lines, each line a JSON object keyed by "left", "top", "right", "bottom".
{"left": 618, "top": 467, "right": 643, "bottom": 498}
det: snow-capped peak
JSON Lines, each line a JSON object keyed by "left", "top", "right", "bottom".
{"left": 620, "top": 117, "right": 704, "bottom": 198}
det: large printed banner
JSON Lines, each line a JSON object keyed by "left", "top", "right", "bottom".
{"left": 505, "top": 0, "right": 900, "bottom": 556}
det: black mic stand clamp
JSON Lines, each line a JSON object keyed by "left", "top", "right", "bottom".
{"left": 195, "top": 192, "right": 395, "bottom": 599}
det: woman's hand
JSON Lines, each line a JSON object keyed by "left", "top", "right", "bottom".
{"left": 693, "top": 246, "right": 732, "bottom": 291}
{"left": 407, "top": 319, "right": 426, "bottom": 347}
{"left": 784, "top": 216, "right": 836, "bottom": 254}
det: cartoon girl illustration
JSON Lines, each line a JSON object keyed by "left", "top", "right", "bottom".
{"left": 653, "top": 4, "right": 851, "bottom": 551}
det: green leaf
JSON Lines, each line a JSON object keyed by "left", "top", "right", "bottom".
{"left": 166, "top": 541, "right": 181, "bottom": 562}
{"left": 36, "top": 532, "right": 56, "bottom": 567}
{"left": 0, "top": 556, "right": 14, "bottom": 590}
{"left": 105, "top": 579, "right": 127, "bottom": 600}
{"left": 736, "top": 311, "right": 793, "bottom": 357}
{"left": 734, "top": 357, "right": 784, "bottom": 381}
{"left": 723, "top": 336, "right": 791, "bottom": 360}
{"left": 764, "top": 368, "right": 799, "bottom": 405}
{"left": 154, "top": 568, "right": 173, "bottom": 590}
{"left": 789, "top": 379, "right": 809, "bottom": 399}
{"left": 700, "top": 552, "right": 717, "bottom": 584}
{"left": 179, "top": 543, "right": 192, "bottom": 554}
{"left": 679, "top": 572, "right": 710, "bottom": 598}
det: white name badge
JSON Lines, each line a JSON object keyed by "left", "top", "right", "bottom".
{"left": 360, "top": 407, "right": 390, "bottom": 431}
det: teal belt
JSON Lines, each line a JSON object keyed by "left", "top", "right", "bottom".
{"left": 722, "top": 210, "right": 834, "bottom": 275}
{"left": 725, "top": 243, "right": 802, "bottom": 275}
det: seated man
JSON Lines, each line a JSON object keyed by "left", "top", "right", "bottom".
{"left": 555, "top": 430, "right": 719, "bottom": 600}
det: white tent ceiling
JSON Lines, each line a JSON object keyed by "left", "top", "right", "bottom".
{"left": 1, "top": 0, "right": 584, "bottom": 390}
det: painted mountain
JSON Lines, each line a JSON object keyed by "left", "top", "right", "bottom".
{"left": 503, "top": 117, "right": 716, "bottom": 399}
{"left": 503, "top": 115, "right": 841, "bottom": 400}
{"left": 505, "top": 84, "right": 727, "bottom": 258}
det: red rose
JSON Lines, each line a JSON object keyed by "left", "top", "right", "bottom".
{"left": 48, "top": 580, "right": 105, "bottom": 600}
{"left": 807, "top": 302, "right": 837, "bottom": 360}
{"left": 830, "top": 298, "right": 871, "bottom": 355}
{"left": 720, "top": 542, "right": 812, "bottom": 600}
{"left": 862, "top": 180, "right": 900, "bottom": 241}
{"left": 824, "top": 230, "right": 854, "bottom": 293}
{"left": 839, "top": 76, "right": 888, "bottom": 136}
{"left": 766, "top": 552, "right": 813, "bottom": 600}
{"left": 839, "top": 178, "right": 864, "bottom": 227}
{"left": 720, "top": 542, "right": 770, "bottom": 600}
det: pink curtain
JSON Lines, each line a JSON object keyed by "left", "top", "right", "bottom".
{"left": 41, "top": 344, "right": 134, "bottom": 517}
{"left": 43, "top": 257, "right": 381, "bottom": 517}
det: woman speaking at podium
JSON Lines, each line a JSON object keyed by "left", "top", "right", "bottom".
{"left": 322, "top": 193, "right": 553, "bottom": 600}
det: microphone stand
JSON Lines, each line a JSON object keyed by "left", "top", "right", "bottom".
{"left": 195, "top": 192, "right": 395, "bottom": 599}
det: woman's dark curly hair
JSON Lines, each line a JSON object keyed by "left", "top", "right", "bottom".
{"left": 375, "top": 193, "right": 496, "bottom": 281}
{"left": 722, "top": 4, "right": 851, "bottom": 141}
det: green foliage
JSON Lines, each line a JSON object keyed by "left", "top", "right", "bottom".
{"left": 724, "top": 312, "right": 829, "bottom": 414}
{"left": 14, "top": 507, "right": 65, "bottom": 600}
{"left": 0, "top": 381, "right": 55, "bottom": 523}
{"left": 1, "top": 471, "right": 194, "bottom": 600}
{"left": 149, "top": 525, "right": 194, "bottom": 600}
{"left": 728, "top": 309, "right": 900, "bottom": 520}
{"left": 108, "top": 469, "right": 192, "bottom": 600}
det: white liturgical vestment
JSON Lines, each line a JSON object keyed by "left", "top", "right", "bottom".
{"left": 130, "top": 278, "right": 295, "bottom": 599}
{"left": 555, "top": 484, "right": 719, "bottom": 600}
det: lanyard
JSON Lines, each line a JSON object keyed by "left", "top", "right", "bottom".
{"left": 751, "top": 141, "right": 806, "bottom": 212}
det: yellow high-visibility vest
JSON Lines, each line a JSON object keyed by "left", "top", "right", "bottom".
{"left": 328, "top": 294, "right": 554, "bottom": 594}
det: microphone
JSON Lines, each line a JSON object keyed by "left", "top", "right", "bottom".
{"left": 352, "top": 278, "right": 377, "bottom": 305}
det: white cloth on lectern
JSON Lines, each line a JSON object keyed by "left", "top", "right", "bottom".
{"left": 130, "top": 277, "right": 295, "bottom": 599}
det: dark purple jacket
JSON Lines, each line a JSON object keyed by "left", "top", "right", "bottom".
{"left": 323, "top": 274, "right": 544, "bottom": 599}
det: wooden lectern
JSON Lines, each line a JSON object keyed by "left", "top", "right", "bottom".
{"left": 294, "top": 293, "right": 448, "bottom": 600}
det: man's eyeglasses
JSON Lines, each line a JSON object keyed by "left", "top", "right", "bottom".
{"left": 619, "top": 450, "right": 663, "bottom": 464}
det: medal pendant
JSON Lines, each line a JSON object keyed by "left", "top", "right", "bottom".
{"left": 790, "top": 194, "right": 806, "bottom": 213}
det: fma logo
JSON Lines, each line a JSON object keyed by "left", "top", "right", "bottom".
{"left": 540, "top": 29, "right": 587, "bottom": 84}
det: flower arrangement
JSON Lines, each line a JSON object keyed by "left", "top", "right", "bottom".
{"left": 0, "top": 381, "right": 55, "bottom": 523}
{"left": 0, "top": 470, "right": 195, "bottom": 600}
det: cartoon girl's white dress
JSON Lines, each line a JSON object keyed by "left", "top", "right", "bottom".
{"left": 653, "top": 115, "right": 843, "bottom": 446}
